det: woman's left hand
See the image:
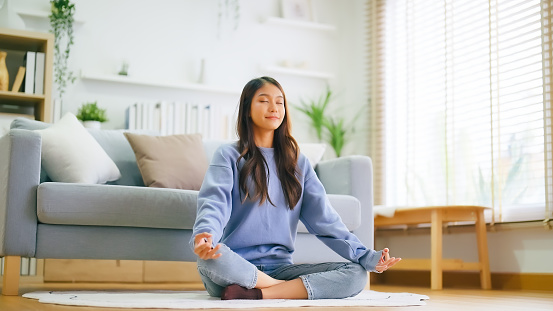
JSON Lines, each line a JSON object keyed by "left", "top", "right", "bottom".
{"left": 375, "top": 248, "right": 401, "bottom": 273}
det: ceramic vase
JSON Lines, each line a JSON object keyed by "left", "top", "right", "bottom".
{"left": 0, "top": 51, "right": 9, "bottom": 91}
{"left": 83, "top": 121, "right": 101, "bottom": 129}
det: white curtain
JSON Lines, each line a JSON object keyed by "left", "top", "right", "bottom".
{"left": 369, "top": 0, "right": 553, "bottom": 223}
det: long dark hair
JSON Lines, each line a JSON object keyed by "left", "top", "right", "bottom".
{"left": 236, "top": 76, "right": 302, "bottom": 209}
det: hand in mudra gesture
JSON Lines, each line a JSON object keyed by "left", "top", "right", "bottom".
{"left": 376, "top": 248, "right": 401, "bottom": 273}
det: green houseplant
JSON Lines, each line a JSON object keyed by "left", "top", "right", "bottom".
{"left": 76, "top": 102, "right": 108, "bottom": 128}
{"left": 296, "top": 87, "right": 332, "bottom": 142}
{"left": 49, "top": 0, "right": 76, "bottom": 101}
{"left": 296, "top": 88, "right": 364, "bottom": 157}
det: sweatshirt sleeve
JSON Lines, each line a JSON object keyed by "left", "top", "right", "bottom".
{"left": 299, "top": 164, "right": 383, "bottom": 272}
{"left": 189, "top": 147, "right": 235, "bottom": 251}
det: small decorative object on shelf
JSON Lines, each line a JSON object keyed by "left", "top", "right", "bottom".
{"left": 0, "top": 50, "right": 9, "bottom": 91}
{"left": 197, "top": 58, "right": 206, "bottom": 84}
{"left": 281, "top": 0, "right": 313, "bottom": 22}
{"left": 76, "top": 101, "right": 107, "bottom": 129}
{"left": 118, "top": 60, "right": 129, "bottom": 76}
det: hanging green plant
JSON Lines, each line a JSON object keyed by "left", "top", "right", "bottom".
{"left": 49, "top": 0, "right": 76, "bottom": 101}
{"left": 217, "top": 0, "right": 240, "bottom": 38}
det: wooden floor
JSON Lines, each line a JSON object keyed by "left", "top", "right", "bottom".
{"left": 1, "top": 282, "right": 552, "bottom": 311}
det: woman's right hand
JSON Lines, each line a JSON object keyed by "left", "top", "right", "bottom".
{"left": 375, "top": 248, "right": 401, "bottom": 273}
{"left": 194, "top": 232, "right": 222, "bottom": 260}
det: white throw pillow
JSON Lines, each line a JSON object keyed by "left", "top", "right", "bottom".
{"left": 299, "top": 143, "right": 327, "bottom": 167}
{"left": 36, "top": 112, "right": 121, "bottom": 184}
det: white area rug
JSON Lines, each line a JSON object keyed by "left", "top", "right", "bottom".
{"left": 23, "top": 290, "right": 429, "bottom": 309}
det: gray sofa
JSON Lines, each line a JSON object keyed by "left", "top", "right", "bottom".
{"left": 0, "top": 118, "right": 374, "bottom": 295}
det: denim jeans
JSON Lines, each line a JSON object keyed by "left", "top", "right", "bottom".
{"left": 196, "top": 244, "right": 368, "bottom": 300}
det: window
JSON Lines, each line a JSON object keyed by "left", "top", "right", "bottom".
{"left": 369, "top": 0, "right": 552, "bottom": 222}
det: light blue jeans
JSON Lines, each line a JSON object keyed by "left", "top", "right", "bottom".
{"left": 196, "top": 244, "right": 368, "bottom": 300}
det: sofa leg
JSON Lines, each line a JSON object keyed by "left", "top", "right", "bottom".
{"left": 2, "top": 256, "right": 21, "bottom": 296}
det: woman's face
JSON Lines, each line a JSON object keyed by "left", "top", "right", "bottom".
{"left": 249, "top": 83, "right": 285, "bottom": 133}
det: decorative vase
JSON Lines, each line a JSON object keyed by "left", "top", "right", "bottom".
{"left": 197, "top": 58, "right": 206, "bottom": 84}
{"left": 82, "top": 121, "right": 101, "bottom": 129}
{"left": 0, "top": 51, "right": 8, "bottom": 91}
{"left": 0, "top": 0, "right": 26, "bottom": 30}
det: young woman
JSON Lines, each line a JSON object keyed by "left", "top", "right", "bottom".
{"left": 191, "top": 76, "right": 400, "bottom": 300}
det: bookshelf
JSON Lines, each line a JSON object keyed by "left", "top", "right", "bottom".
{"left": 0, "top": 28, "right": 54, "bottom": 122}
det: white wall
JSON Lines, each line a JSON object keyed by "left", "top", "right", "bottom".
{"left": 15, "top": 0, "right": 370, "bottom": 158}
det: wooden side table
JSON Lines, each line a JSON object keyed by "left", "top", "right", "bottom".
{"left": 374, "top": 205, "right": 492, "bottom": 290}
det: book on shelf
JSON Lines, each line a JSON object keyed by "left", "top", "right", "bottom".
{"left": 125, "top": 101, "right": 234, "bottom": 140}
{"left": 23, "top": 51, "right": 36, "bottom": 95}
{"left": 126, "top": 105, "right": 136, "bottom": 130}
{"left": 11, "top": 66, "right": 25, "bottom": 92}
{"left": 135, "top": 102, "right": 143, "bottom": 130}
{"left": 34, "top": 52, "right": 45, "bottom": 95}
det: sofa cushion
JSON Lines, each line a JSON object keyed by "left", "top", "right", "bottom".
{"left": 36, "top": 183, "right": 361, "bottom": 232}
{"left": 124, "top": 133, "right": 208, "bottom": 190}
{"left": 35, "top": 113, "right": 121, "bottom": 184}
{"left": 299, "top": 143, "right": 326, "bottom": 168}
{"left": 10, "top": 117, "right": 147, "bottom": 186}
{"left": 37, "top": 182, "right": 199, "bottom": 230}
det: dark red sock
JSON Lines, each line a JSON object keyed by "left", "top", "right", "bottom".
{"left": 221, "top": 284, "right": 263, "bottom": 300}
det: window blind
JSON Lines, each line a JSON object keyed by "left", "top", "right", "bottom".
{"left": 370, "top": 0, "right": 553, "bottom": 223}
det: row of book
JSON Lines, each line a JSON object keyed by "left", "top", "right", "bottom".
{"left": 3, "top": 50, "right": 45, "bottom": 94}
{"left": 0, "top": 257, "right": 38, "bottom": 276}
{"left": 126, "top": 102, "right": 237, "bottom": 140}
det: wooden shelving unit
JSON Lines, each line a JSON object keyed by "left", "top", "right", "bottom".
{"left": 0, "top": 28, "right": 54, "bottom": 122}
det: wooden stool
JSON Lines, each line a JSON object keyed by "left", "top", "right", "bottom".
{"left": 374, "top": 205, "right": 492, "bottom": 290}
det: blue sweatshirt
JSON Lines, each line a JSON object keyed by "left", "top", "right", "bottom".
{"left": 190, "top": 143, "right": 382, "bottom": 272}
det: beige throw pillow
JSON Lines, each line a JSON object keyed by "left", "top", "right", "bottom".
{"left": 124, "top": 133, "right": 208, "bottom": 190}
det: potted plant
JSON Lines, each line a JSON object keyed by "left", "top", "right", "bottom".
{"left": 76, "top": 101, "right": 108, "bottom": 129}
{"left": 49, "top": 0, "right": 76, "bottom": 102}
{"left": 296, "top": 87, "right": 332, "bottom": 142}
{"left": 296, "top": 88, "right": 364, "bottom": 157}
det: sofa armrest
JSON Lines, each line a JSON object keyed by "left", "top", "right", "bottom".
{"left": 315, "top": 155, "right": 374, "bottom": 249}
{"left": 0, "top": 129, "right": 41, "bottom": 257}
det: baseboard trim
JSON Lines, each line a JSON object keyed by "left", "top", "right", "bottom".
{"left": 371, "top": 271, "right": 553, "bottom": 291}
